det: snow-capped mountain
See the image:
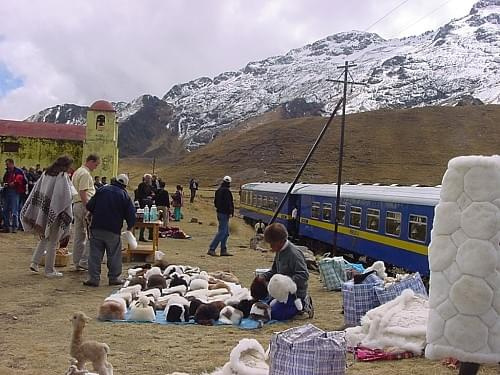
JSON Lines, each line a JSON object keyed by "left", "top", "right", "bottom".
{"left": 27, "top": 0, "right": 500, "bottom": 153}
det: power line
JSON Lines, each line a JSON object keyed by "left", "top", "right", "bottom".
{"left": 397, "top": 0, "right": 454, "bottom": 37}
{"left": 364, "top": 0, "right": 412, "bottom": 32}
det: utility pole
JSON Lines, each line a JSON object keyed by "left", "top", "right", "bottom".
{"left": 328, "top": 61, "right": 367, "bottom": 251}
{"left": 152, "top": 157, "right": 156, "bottom": 175}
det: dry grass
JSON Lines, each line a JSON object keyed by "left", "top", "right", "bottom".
{"left": 0, "top": 196, "right": 498, "bottom": 374}
{"left": 120, "top": 105, "right": 500, "bottom": 189}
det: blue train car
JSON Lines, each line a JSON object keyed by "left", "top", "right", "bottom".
{"left": 239, "top": 183, "right": 307, "bottom": 230}
{"left": 239, "top": 182, "right": 440, "bottom": 275}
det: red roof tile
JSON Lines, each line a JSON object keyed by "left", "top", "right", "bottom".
{"left": 90, "top": 100, "right": 115, "bottom": 112}
{"left": 0, "top": 119, "right": 86, "bottom": 141}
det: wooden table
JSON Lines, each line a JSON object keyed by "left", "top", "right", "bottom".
{"left": 125, "top": 221, "right": 162, "bottom": 262}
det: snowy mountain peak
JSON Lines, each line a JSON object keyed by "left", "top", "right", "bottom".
{"left": 28, "top": 3, "right": 500, "bottom": 152}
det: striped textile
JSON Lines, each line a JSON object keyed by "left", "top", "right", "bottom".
{"left": 342, "top": 275, "right": 383, "bottom": 326}
{"left": 269, "top": 323, "right": 346, "bottom": 375}
{"left": 319, "top": 256, "right": 347, "bottom": 291}
{"left": 374, "top": 272, "right": 428, "bottom": 305}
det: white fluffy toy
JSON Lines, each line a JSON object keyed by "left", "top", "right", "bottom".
{"left": 129, "top": 295, "right": 156, "bottom": 322}
{"left": 267, "top": 274, "right": 303, "bottom": 311}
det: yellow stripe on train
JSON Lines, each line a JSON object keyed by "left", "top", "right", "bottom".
{"left": 240, "top": 204, "right": 428, "bottom": 256}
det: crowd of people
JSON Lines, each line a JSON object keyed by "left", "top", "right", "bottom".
{"left": 4, "top": 154, "right": 313, "bottom": 323}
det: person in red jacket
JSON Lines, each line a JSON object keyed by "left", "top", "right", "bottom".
{"left": 2, "top": 159, "right": 26, "bottom": 233}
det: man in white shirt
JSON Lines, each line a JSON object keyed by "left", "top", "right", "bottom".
{"left": 72, "top": 154, "right": 100, "bottom": 271}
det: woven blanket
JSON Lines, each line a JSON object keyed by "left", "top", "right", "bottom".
{"left": 21, "top": 172, "right": 73, "bottom": 240}
{"left": 346, "top": 289, "right": 428, "bottom": 354}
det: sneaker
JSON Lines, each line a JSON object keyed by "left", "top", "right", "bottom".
{"left": 29, "top": 263, "right": 39, "bottom": 273}
{"left": 108, "top": 279, "right": 124, "bottom": 286}
{"left": 45, "top": 271, "right": 63, "bottom": 278}
{"left": 83, "top": 279, "right": 99, "bottom": 287}
{"left": 207, "top": 250, "right": 217, "bottom": 256}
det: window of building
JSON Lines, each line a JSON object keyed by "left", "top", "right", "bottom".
{"left": 350, "top": 206, "right": 362, "bottom": 228}
{"left": 409, "top": 214, "right": 427, "bottom": 242}
{"left": 336, "top": 205, "right": 346, "bottom": 224}
{"left": 257, "top": 195, "right": 262, "bottom": 208}
{"left": 322, "top": 203, "right": 332, "bottom": 222}
{"left": 385, "top": 211, "right": 401, "bottom": 237}
{"left": 366, "top": 208, "right": 380, "bottom": 232}
{"left": 311, "top": 202, "right": 321, "bottom": 219}
{"left": 2, "top": 142, "right": 20, "bottom": 153}
{"left": 96, "top": 114, "right": 106, "bottom": 130}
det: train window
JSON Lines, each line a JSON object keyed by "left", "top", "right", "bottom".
{"left": 336, "top": 205, "right": 346, "bottom": 224}
{"left": 322, "top": 203, "right": 332, "bottom": 221}
{"left": 274, "top": 197, "right": 278, "bottom": 210}
{"left": 257, "top": 195, "right": 262, "bottom": 208}
{"left": 409, "top": 215, "right": 427, "bottom": 242}
{"left": 262, "top": 196, "right": 268, "bottom": 209}
{"left": 350, "top": 206, "right": 362, "bottom": 228}
{"left": 311, "top": 202, "right": 321, "bottom": 219}
{"left": 251, "top": 193, "right": 256, "bottom": 207}
{"left": 385, "top": 211, "right": 401, "bottom": 237}
{"left": 366, "top": 208, "right": 380, "bottom": 232}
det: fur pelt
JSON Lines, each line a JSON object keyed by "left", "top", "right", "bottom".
{"left": 147, "top": 274, "right": 167, "bottom": 290}
{"left": 119, "top": 284, "right": 142, "bottom": 297}
{"left": 425, "top": 155, "right": 500, "bottom": 364}
{"left": 190, "top": 278, "right": 209, "bottom": 290}
{"left": 188, "top": 298, "right": 205, "bottom": 319}
{"left": 250, "top": 277, "right": 268, "bottom": 301}
{"left": 229, "top": 299, "right": 254, "bottom": 318}
{"left": 364, "top": 261, "right": 387, "bottom": 279}
{"left": 346, "top": 289, "right": 428, "bottom": 354}
{"left": 98, "top": 300, "right": 126, "bottom": 321}
{"left": 165, "top": 296, "right": 190, "bottom": 322}
{"left": 219, "top": 306, "right": 243, "bottom": 325}
{"left": 145, "top": 266, "right": 162, "bottom": 279}
{"left": 170, "top": 274, "right": 189, "bottom": 288}
{"left": 163, "top": 285, "right": 187, "bottom": 296}
{"left": 127, "top": 276, "right": 147, "bottom": 290}
{"left": 166, "top": 338, "right": 268, "bottom": 375}
{"left": 249, "top": 302, "right": 271, "bottom": 323}
{"left": 208, "top": 271, "right": 239, "bottom": 284}
{"left": 194, "top": 301, "right": 226, "bottom": 325}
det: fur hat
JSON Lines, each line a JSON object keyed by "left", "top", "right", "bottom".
{"left": 223, "top": 175, "right": 232, "bottom": 183}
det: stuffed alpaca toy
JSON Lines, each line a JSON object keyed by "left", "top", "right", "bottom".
{"left": 267, "top": 274, "right": 303, "bottom": 311}
{"left": 249, "top": 302, "right": 271, "bottom": 324}
{"left": 147, "top": 274, "right": 167, "bottom": 290}
{"left": 129, "top": 295, "right": 156, "bottom": 322}
{"left": 164, "top": 295, "right": 190, "bottom": 322}
{"left": 194, "top": 301, "right": 226, "bottom": 325}
{"left": 169, "top": 273, "right": 189, "bottom": 288}
{"left": 98, "top": 300, "right": 126, "bottom": 321}
{"left": 219, "top": 306, "right": 244, "bottom": 325}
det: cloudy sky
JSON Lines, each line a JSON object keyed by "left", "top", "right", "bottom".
{"left": 0, "top": 0, "right": 477, "bottom": 120}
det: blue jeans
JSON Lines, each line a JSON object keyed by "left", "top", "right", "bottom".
{"left": 209, "top": 212, "right": 229, "bottom": 252}
{"left": 3, "top": 189, "right": 19, "bottom": 229}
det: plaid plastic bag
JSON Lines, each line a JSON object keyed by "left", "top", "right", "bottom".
{"left": 374, "top": 272, "right": 428, "bottom": 305}
{"left": 342, "top": 275, "right": 383, "bottom": 326}
{"left": 318, "top": 256, "right": 347, "bottom": 291}
{"left": 269, "top": 323, "right": 346, "bottom": 375}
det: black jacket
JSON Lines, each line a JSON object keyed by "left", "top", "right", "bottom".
{"left": 136, "top": 182, "right": 154, "bottom": 208}
{"left": 155, "top": 189, "right": 170, "bottom": 207}
{"left": 87, "top": 182, "right": 136, "bottom": 235}
{"left": 214, "top": 183, "right": 234, "bottom": 215}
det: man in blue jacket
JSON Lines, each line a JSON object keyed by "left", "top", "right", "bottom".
{"left": 83, "top": 174, "right": 136, "bottom": 287}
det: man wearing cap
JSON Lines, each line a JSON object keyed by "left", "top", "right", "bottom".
{"left": 207, "top": 176, "right": 234, "bottom": 256}
{"left": 83, "top": 174, "right": 136, "bottom": 287}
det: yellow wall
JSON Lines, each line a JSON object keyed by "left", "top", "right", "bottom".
{"left": 0, "top": 136, "right": 83, "bottom": 169}
{"left": 84, "top": 109, "right": 119, "bottom": 180}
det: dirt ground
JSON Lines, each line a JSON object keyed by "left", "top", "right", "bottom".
{"left": 0, "top": 194, "right": 497, "bottom": 375}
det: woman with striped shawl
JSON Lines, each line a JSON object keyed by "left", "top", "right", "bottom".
{"left": 21, "top": 155, "right": 75, "bottom": 278}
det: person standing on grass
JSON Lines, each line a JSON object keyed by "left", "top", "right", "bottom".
{"left": 71, "top": 154, "right": 100, "bottom": 271}
{"left": 22, "top": 155, "right": 74, "bottom": 278}
{"left": 189, "top": 178, "right": 198, "bottom": 203}
{"left": 171, "top": 185, "right": 184, "bottom": 221}
{"left": 2, "top": 158, "right": 27, "bottom": 233}
{"left": 207, "top": 176, "right": 234, "bottom": 257}
{"left": 83, "top": 174, "right": 135, "bottom": 287}
{"left": 155, "top": 180, "right": 170, "bottom": 228}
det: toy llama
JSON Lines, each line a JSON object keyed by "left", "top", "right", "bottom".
{"left": 70, "top": 312, "right": 113, "bottom": 375}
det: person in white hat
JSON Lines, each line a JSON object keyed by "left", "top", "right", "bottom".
{"left": 207, "top": 176, "right": 234, "bottom": 256}
{"left": 83, "top": 173, "right": 136, "bottom": 287}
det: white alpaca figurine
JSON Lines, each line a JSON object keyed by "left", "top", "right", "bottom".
{"left": 70, "top": 312, "right": 113, "bottom": 375}
{"left": 219, "top": 306, "right": 244, "bottom": 325}
{"left": 129, "top": 295, "right": 156, "bottom": 322}
{"left": 268, "top": 274, "right": 303, "bottom": 311}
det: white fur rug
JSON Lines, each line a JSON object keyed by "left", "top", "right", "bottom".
{"left": 167, "top": 338, "right": 268, "bottom": 375}
{"left": 425, "top": 155, "right": 500, "bottom": 364}
{"left": 346, "top": 289, "right": 428, "bottom": 354}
